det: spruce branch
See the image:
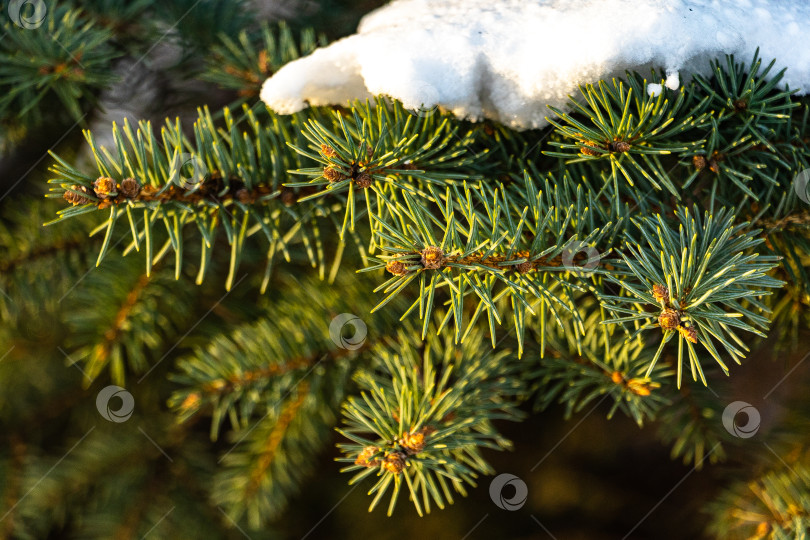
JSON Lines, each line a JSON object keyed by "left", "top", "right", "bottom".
{"left": 692, "top": 48, "right": 799, "bottom": 128}
{"left": 708, "top": 450, "right": 810, "bottom": 539}
{"left": 79, "top": 0, "right": 157, "bottom": 35}
{"left": 202, "top": 21, "right": 325, "bottom": 104}
{"left": 655, "top": 381, "right": 729, "bottom": 469}
{"left": 0, "top": 199, "right": 100, "bottom": 326}
{"left": 168, "top": 272, "right": 398, "bottom": 440}
{"left": 63, "top": 257, "right": 197, "bottom": 387}
{"left": 682, "top": 115, "right": 786, "bottom": 199}
{"left": 11, "top": 423, "right": 215, "bottom": 539}
{"left": 367, "top": 172, "right": 622, "bottom": 354}
{"left": 544, "top": 71, "right": 711, "bottom": 202}
{"left": 169, "top": 272, "right": 408, "bottom": 526}
{"left": 20, "top": 25, "right": 810, "bottom": 534}
{"left": 156, "top": 0, "right": 256, "bottom": 51}
{"left": 757, "top": 217, "right": 810, "bottom": 306}
{"left": 45, "top": 104, "right": 350, "bottom": 289}
{"left": 601, "top": 205, "right": 783, "bottom": 387}
{"left": 336, "top": 323, "right": 526, "bottom": 516}
{"left": 531, "top": 297, "right": 673, "bottom": 427}
{"left": 213, "top": 380, "right": 335, "bottom": 528}
{"left": 761, "top": 281, "right": 810, "bottom": 356}
{"left": 286, "top": 98, "right": 485, "bottom": 237}
{"left": 0, "top": 2, "right": 119, "bottom": 128}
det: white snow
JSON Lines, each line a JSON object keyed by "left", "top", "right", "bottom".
{"left": 260, "top": 0, "right": 810, "bottom": 130}
{"left": 648, "top": 72, "right": 681, "bottom": 97}
{"left": 647, "top": 83, "right": 664, "bottom": 97}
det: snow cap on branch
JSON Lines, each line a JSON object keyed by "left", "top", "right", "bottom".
{"left": 260, "top": 0, "right": 810, "bottom": 130}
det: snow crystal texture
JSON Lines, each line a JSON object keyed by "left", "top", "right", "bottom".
{"left": 260, "top": 0, "right": 810, "bottom": 130}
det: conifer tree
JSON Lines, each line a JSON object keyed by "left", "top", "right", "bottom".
{"left": 1, "top": 1, "right": 809, "bottom": 538}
